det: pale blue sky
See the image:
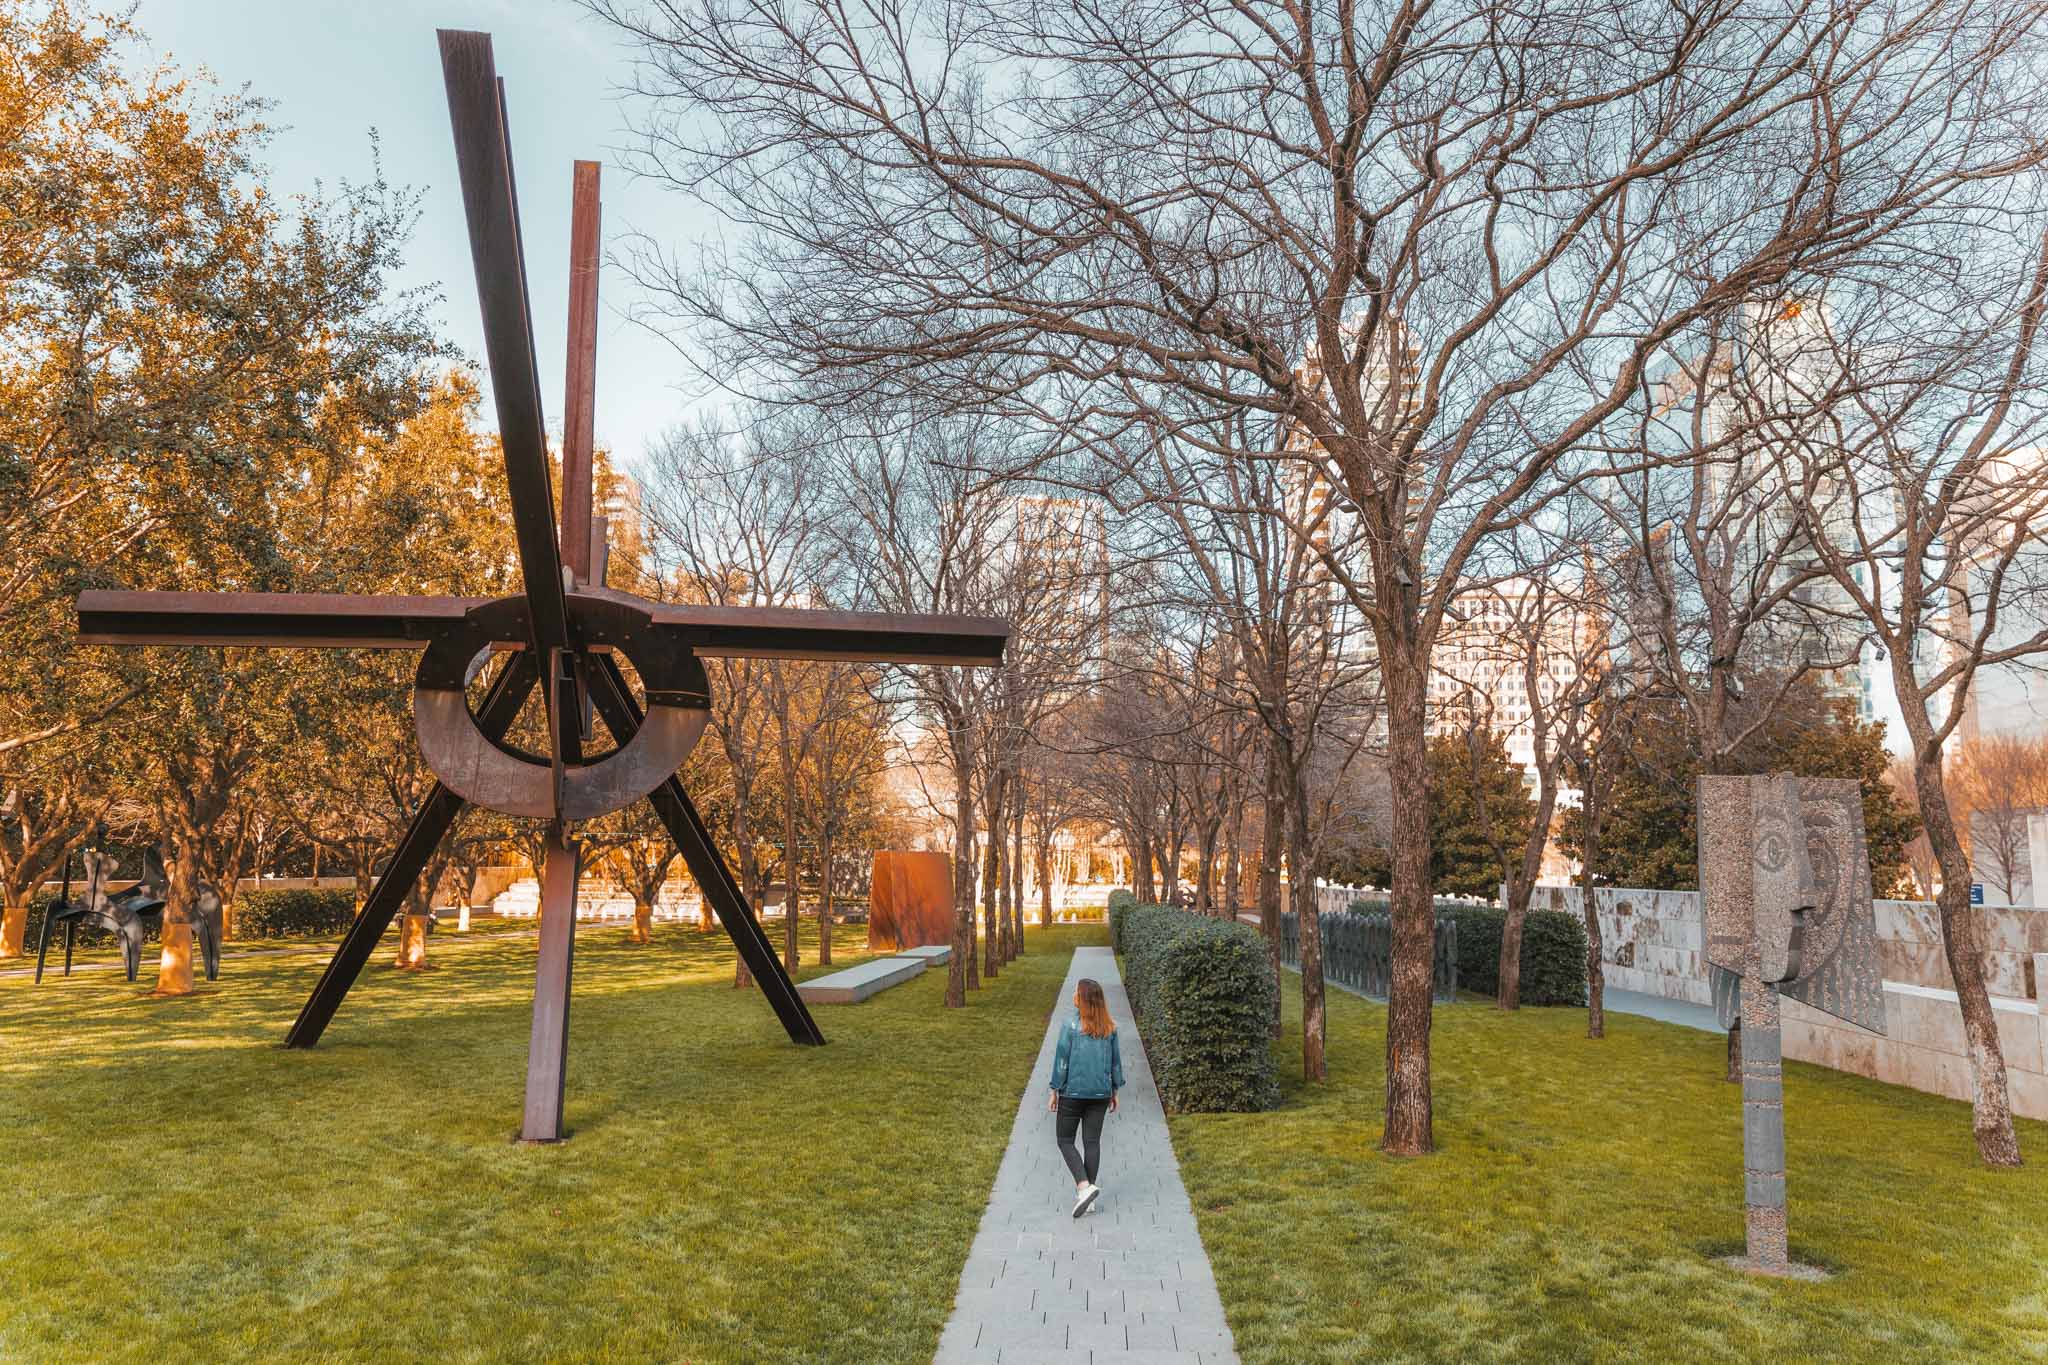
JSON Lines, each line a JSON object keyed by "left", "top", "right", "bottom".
{"left": 143, "top": 0, "right": 717, "bottom": 469}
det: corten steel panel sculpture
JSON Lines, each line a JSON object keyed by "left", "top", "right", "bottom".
{"left": 868, "top": 851, "right": 955, "bottom": 951}
{"left": 1698, "top": 774, "right": 1885, "bottom": 1274}
{"left": 72, "top": 29, "right": 1007, "bottom": 1143}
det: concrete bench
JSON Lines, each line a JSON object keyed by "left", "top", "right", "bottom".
{"left": 796, "top": 956, "right": 927, "bottom": 1004}
{"left": 897, "top": 944, "right": 952, "bottom": 967}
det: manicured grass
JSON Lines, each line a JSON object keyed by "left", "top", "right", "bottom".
{"left": 0, "top": 919, "right": 1102, "bottom": 1362}
{"left": 1170, "top": 975, "right": 2048, "bottom": 1363}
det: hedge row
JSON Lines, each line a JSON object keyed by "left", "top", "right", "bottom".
{"left": 1106, "top": 888, "right": 1138, "bottom": 951}
{"left": 1420, "top": 903, "right": 1587, "bottom": 1006}
{"left": 234, "top": 888, "right": 358, "bottom": 939}
{"left": 1115, "top": 902, "right": 1279, "bottom": 1114}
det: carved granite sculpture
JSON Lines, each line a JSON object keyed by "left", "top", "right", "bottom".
{"left": 1698, "top": 774, "right": 1885, "bottom": 1275}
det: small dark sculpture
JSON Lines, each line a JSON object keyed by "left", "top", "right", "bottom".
{"left": 35, "top": 844, "right": 222, "bottom": 985}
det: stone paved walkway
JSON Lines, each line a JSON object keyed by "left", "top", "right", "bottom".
{"left": 936, "top": 945, "right": 1239, "bottom": 1365}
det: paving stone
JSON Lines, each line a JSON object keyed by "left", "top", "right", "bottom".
{"left": 1126, "top": 1321, "right": 1178, "bottom": 1350}
{"left": 977, "top": 1321, "right": 1067, "bottom": 1351}
{"left": 952, "top": 1285, "right": 1038, "bottom": 1315}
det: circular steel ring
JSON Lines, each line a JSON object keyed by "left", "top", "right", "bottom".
{"left": 413, "top": 594, "right": 709, "bottom": 821}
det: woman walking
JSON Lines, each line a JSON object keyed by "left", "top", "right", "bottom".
{"left": 1047, "top": 977, "right": 1126, "bottom": 1217}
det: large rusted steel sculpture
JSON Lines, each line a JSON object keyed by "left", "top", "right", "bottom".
{"left": 868, "top": 851, "right": 955, "bottom": 951}
{"left": 1698, "top": 774, "right": 1885, "bottom": 1274}
{"left": 74, "top": 29, "right": 1006, "bottom": 1142}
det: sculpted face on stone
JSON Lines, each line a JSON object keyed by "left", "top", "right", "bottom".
{"left": 1698, "top": 773, "right": 1885, "bottom": 1033}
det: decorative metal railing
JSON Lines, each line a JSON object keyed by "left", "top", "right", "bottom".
{"left": 1279, "top": 909, "right": 1458, "bottom": 1003}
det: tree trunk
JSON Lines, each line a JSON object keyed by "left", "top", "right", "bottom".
{"left": 394, "top": 912, "right": 431, "bottom": 968}
{"left": 1009, "top": 791, "right": 1025, "bottom": 957}
{"left": 1037, "top": 837, "right": 1054, "bottom": 929}
{"left": 1258, "top": 748, "right": 1286, "bottom": 1038}
{"left": 981, "top": 771, "right": 1003, "bottom": 981}
{"left": 632, "top": 895, "right": 653, "bottom": 945}
{"left": 1582, "top": 781, "right": 1606, "bottom": 1041}
{"left": 156, "top": 841, "right": 201, "bottom": 997}
{"left": 0, "top": 896, "right": 26, "bottom": 958}
{"left": 1292, "top": 818, "right": 1326, "bottom": 1083}
{"left": 1194, "top": 821, "right": 1218, "bottom": 913}
{"left": 1224, "top": 780, "right": 1245, "bottom": 919}
{"left": 947, "top": 748, "right": 976, "bottom": 1005}
{"left": 1381, "top": 650, "right": 1436, "bottom": 1156}
{"left": 782, "top": 801, "right": 801, "bottom": 972}
{"left": 817, "top": 835, "right": 834, "bottom": 966}
{"left": 1498, "top": 783, "right": 1557, "bottom": 1011}
{"left": 1915, "top": 752, "right": 2023, "bottom": 1165}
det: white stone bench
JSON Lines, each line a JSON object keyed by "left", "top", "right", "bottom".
{"left": 897, "top": 944, "right": 952, "bottom": 966}
{"left": 796, "top": 956, "right": 927, "bottom": 1004}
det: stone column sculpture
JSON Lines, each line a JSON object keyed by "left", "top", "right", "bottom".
{"left": 1698, "top": 774, "right": 1886, "bottom": 1275}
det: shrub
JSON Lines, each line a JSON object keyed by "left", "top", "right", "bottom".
{"left": 1106, "top": 888, "right": 1138, "bottom": 953}
{"left": 1117, "top": 904, "right": 1279, "bottom": 1113}
{"left": 234, "top": 888, "right": 357, "bottom": 939}
{"left": 1439, "top": 903, "right": 1587, "bottom": 1005}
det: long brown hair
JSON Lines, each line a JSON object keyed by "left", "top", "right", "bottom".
{"left": 1074, "top": 978, "right": 1115, "bottom": 1038}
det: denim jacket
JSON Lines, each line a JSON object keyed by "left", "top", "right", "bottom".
{"left": 1049, "top": 1013, "right": 1125, "bottom": 1100}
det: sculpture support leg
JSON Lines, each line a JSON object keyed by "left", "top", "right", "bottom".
{"left": 585, "top": 654, "right": 824, "bottom": 1046}
{"left": 1741, "top": 976, "right": 1789, "bottom": 1270}
{"left": 522, "top": 825, "right": 580, "bottom": 1142}
{"left": 34, "top": 913, "right": 57, "bottom": 984}
{"left": 285, "top": 655, "right": 537, "bottom": 1048}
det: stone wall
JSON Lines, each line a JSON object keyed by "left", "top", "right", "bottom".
{"left": 1526, "top": 883, "right": 2048, "bottom": 1120}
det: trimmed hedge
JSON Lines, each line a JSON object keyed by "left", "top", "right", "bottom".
{"left": 1117, "top": 902, "right": 1279, "bottom": 1113}
{"left": 1106, "top": 888, "right": 1138, "bottom": 952}
{"left": 1431, "top": 903, "right": 1587, "bottom": 1006}
{"left": 234, "top": 888, "right": 357, "bottom": 939}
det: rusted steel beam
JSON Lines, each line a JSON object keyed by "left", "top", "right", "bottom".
{"left": 438, "top": 29, "right": 571, "bottom": 660}
{"left": 77, "top": 589, "right": 1010, "bottom": 666}
{"left": 521, "top": 823, "right": 581, "bottom": 1141}
{"left": 561, "top": 160, "right": 602, "bottom": 585}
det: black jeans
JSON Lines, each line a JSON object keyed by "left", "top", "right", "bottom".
{"left": 1055, "top": 1095, "right": 1110, "bottom": 1183}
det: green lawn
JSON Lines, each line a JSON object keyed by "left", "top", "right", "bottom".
{"left": 0, "top": 919, "right": 1103, "bottom": 1362}
{"left": 1171, "top": 974, "right": 2048, "bottom": 1363}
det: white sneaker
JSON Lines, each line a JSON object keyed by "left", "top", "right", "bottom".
{"left": 1072, "top": 1182, "right": 1101, "bottom": 1218}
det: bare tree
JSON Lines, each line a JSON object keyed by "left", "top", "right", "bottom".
{"left": 644, "top": 414, "right": 817, "bottom": 987}
{"left": 1948, "top": 733, "right": 2048, "bottom": 902}
{"left": 1771, "top": 235, "right": 2048, "bottom": 1167}
{"left": 590, "top": 0, "right": 2047, "bottom": 1152}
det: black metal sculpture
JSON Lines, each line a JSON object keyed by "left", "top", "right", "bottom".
{"left": 71, "top": 29, "right": 1007, "bottom": 1141}
{"left": 34, "top": 843, "right": 221, "bottom": 985}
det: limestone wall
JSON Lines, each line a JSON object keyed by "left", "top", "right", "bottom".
{"left": 1526, "top": 883, "right": 2048, "bottom": 1120}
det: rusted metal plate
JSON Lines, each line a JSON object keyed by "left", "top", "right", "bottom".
{"left": 869, "top": 850, "right": 955, "bottom": 950}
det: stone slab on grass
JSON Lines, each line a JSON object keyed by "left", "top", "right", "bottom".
{"left": 795, "top": 955, "right": 926, "bottom": 1004}
{"left": 898, "top": 943, "right": 953, "bottom": 966}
